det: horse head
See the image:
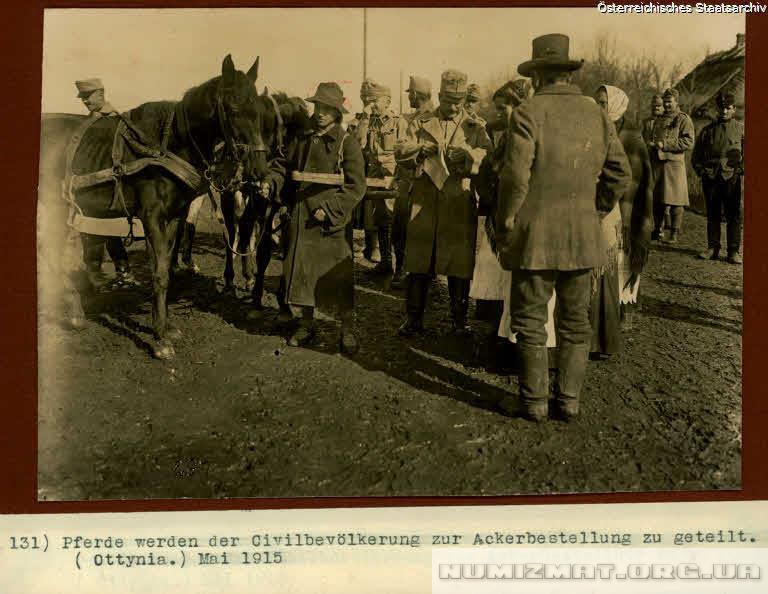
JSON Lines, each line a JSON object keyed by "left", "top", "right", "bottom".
{"left": 215, "top": 55, "right": 288, "bottom": 188}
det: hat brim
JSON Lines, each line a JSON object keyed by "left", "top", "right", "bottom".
{"left": 517, "top": 58, "right": 584, "bottom": 78}
{"left": 77, "top": 90, "right": 99, "bottom": 99}
{"left": 306, "top": 96, "right": 349, "bottom": 114}
{"left": 438, "top": 92, "right": 466, "bottom": 104}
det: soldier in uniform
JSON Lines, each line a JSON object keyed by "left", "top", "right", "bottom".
{"left": 648, "top": 88, "right": 695, "bottom": 244}
{"left": 350, "top": 82, "right": 403, "bottom": 276}
{"left": 395, "top": 69, "right": 491, "bottom": 336}
{"left": 495, "top": 34, "right": 631, "bottom": 422}
{"left": 349, "top": 79, "right": 381, "bottom": 263}
{"left": 391, "top": 75, "right": 434, "bottom": 289}
{"left": 642, "top": 94, "right": 672, "bottom": 236}
{"left": 75, "top": 78, "right": 138, "bottom": 288}
{"left": 692, "top": 92, "right": 744, "bottom": 264}
{"left": 463, "top": 83, "right": 485, "bottom": 124}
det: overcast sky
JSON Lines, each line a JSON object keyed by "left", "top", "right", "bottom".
{"left": 42, "top": 7, "right": 744, "bottom": 115}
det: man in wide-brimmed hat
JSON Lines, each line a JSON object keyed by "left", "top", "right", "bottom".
{"left": 351, "top": 80, "right": 404, "bottom": 277}
{"left": 390, "top": 75, "right": 435, "bottom": 289}
{"left": 495, "top": 33, "right": 631, "bottom": 422}
{"left": 395, "top": 69, "right": 492, "bottom": 337}
{"left": 692, "top": 91, "right": 744, "bottom": 264}
{"left": 276, "top": 82, "right": 367, "bottom": 354}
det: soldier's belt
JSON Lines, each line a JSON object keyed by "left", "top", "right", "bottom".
{"left": 291, "top": 170, "right": 395, "bottom": 189}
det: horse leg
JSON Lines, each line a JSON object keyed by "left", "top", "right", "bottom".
{"left": 146, "top": 217, "right": 181, "bottom": 359}
{"left": 222, "top": 211, "right": 237, "bottom": 295}
{"left": 251, "top": 230, "right": 272, "bottom": 310}
{"left": 242, "top": 221, "right": 256, "bottom": 293}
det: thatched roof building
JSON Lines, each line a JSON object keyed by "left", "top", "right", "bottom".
{"left": 675, "top": 33, "right": 745, "bottom": 125}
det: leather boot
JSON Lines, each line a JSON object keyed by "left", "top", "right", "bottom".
{"left": 398, "top": 274, "right": 428, "bottom": 336}
{"left": 373, "top": 226, "right": 394, "bottom": 274}
{"left": 503, "top": 344, "right": 549, "bottom": 421}
{"left": 448, "top": 277, "right": 470, "bottom": 335}
{"left": 391, "top": 244, "right": 406, "bottom": 288}
{"left": 181, "top": 223, "right": 200, "bottom": 273}
{"left": 364, "top": 230, "right": 381, "bottom": 263}
{"left": 554, "top": 342, "right": 590, "bottom": 421}
{"left": 287, "top": 313, "right": 316, "bottom": 347}
{"left": 340, "top": 312, "right": 360, "bottom": 355}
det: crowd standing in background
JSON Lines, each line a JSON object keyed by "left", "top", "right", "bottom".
{"left": 74, "top": 31, "right": 744, "bottom": 423}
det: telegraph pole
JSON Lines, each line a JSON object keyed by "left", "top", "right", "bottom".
{"left": 363, "top": 8, "right": 367, "bottom": 81}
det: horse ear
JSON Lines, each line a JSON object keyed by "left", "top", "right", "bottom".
{"left": 222, "top": 54, "right": 236, "bottom": 85}
{"left": 262, "top": 86, "right": 269, "bottom": 97}
{"left": 246, "top": 56, "right": 260, "bottom": 83}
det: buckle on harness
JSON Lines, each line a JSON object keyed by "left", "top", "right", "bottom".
{"left": 112, "top": 163, "right": 125, "bottom": 179}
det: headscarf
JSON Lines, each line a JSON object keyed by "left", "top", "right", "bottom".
{"left": 598, "top": 84, "right": 629, "bottom": 122}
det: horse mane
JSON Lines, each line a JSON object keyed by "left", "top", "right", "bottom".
{"left": 271, "top": 92, "right": 312, "bottom": 139}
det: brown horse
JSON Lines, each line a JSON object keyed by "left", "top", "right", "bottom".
{"left": 38, "top": 55, "right": 283, "bottom": 359}
{"left": 217, "top": 94, "right": 311, "bottom": 311}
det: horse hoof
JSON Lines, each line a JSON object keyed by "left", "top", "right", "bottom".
{"left": 153, "top": 343, "right": 176, "bottom": 360}
{"left": 69, "top": 316, "right": 87, "bottom": 331}
{"left": 222, "top": 284, "right": 237, "bottom": 296}
{"left": 166, "top": 327, "right": 183, "bottom": 341}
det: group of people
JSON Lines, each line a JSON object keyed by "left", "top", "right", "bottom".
{"left": 71, "top": 32, "right": 744, "bottom": 423}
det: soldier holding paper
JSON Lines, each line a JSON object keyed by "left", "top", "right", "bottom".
{"left": 395, "top": 70, "right": 491, "bottom": 336}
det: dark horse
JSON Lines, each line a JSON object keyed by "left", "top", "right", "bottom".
{"left": 38, "top": 55, "right": 283, "bottom": 359}
{"left": 216, "top": 94, "right": 311, "bottom": 311}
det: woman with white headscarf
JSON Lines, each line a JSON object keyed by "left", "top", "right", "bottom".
{"left": 593, "top": 84, "right": 654, "bottom": 356}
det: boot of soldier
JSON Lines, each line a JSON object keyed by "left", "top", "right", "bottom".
{"left": 339, "top": 312, "right": 360, "bottom": 355}
{"left": 500, "top": 344, "right": 549, "bottom": 421}
{"left": 553, "top": 342, "right": 590, "bottom": 421}
{"left": 391, "top": 245, "right": 406, "bottom": 289}
{"left": 373, "top": 226, "right": 394, "bottom": 274}
{"left": 448, "top": 277, "right": 471, "bottom": 335}
{"left": 181, "top": 223, "right": 200, "bottom": 273}
{"left": 363, "top": 230, "right": 381, "bottom": 263}
{"left": 398, "top": 274, "right": 428, "bottom": 336}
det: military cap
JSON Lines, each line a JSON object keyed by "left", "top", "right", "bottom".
{"left": 662, "top": 88, "right": 680, "bottom": 99}
{"left": 440, "top": 69, "right": 468, "bottom": 101}
{"left": 466, "top": 83, "right": 481, "bottom": 102}
{"left": 360, "top": 78, "right": 376, "bottom": 100}
{"left": 75, "top": 78, "right": 104, "bottom": 98}
{"left": 367, "top": 82, "right": 391, "bottom": 100}
{"left": 406, "top": 75, "right": 431, "bottom": 95}
{"left": 716, "top": 92, "right": 736, "bottom": 108}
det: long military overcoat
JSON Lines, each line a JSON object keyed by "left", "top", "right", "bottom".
{"left": 652, "top": 110, "right": 695, "bottom": 206}
{"left": 496, "top": 83, "right": 631, "bottom": 271}
{"left": 281, "top": 123, "right": 366, "bottom": 314}
{"left": 396, "top": 108, "right": 491, "bottom": 279}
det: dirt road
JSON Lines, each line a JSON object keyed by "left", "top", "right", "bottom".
{"left": 38, "top": 212, "right": 742, "bottom": 500}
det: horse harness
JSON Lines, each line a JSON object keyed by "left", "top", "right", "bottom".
{"left": 61, "top": 94, "right": 248, "bottom": 245}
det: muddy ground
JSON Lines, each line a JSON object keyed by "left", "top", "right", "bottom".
{"left": 37, "top": 212, "right": 742, "bottom": 500}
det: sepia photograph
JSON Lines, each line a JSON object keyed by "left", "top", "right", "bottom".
{"left": 37, "top": 6, "right": 744, "bottom": 500}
